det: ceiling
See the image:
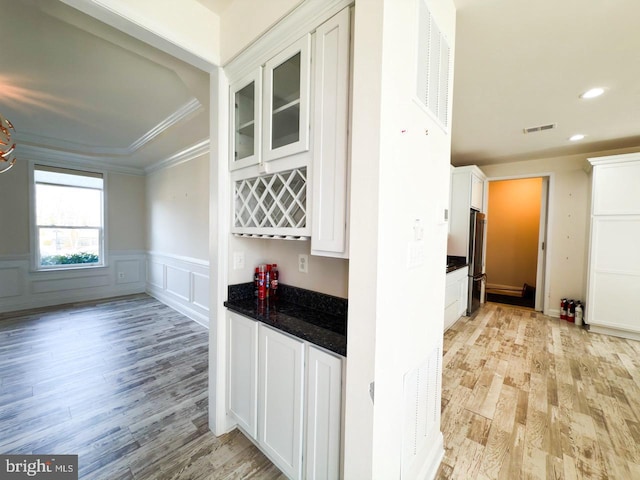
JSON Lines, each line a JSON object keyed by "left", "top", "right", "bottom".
{"left": 452, "top": 0, "right": 640, "bottom": 166}
{"left": 3, "top": 0, "right": 640, "bottom": 174}
{"left": 2, "top": 0, "right": 210, "bottom": 174}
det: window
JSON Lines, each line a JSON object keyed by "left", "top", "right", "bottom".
{"left": 33, "top": 165, "right": 105, "bottom": 269}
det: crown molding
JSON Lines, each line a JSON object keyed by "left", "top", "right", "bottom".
{"left": 144, "top": 139, "right": 210, "bottom": 174}
{"left": 18, "top": 144, "right": 145, "bottom": 175}
{"left": 16, "top": 98, "right": 203, "bottom": 157}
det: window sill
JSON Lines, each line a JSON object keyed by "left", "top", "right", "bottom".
{"left": 31, "top": 264, "right": 108, "bottom": 274}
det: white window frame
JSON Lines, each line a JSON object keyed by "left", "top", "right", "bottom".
{"left": 29, "top": 161, "right": 108, "bottom": 272}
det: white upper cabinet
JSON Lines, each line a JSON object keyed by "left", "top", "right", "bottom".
{"left": 263, "top": 35, "right": 311, "bottom": 163}
{"left": 311, "top": 8, "right": 351, "bottom": 258}
{"left": 470, "top": 173, "right": 484, "bottom": 211}
{"left": 227, "top": 4, "right": 352, "bottom": 242}
{"left": 448, "top": 165, "right": 486, "bottom": 258}
{"left": 230, "top": 70, "right": 262, "bottom": 170}
{"left": 230, "top": 35, "right": 311, "bottom": 173}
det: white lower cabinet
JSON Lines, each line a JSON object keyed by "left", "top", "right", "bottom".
{"left": 258, "top": 324, "right": 305, "bottom": 479}
{"left": 444, "top": 266, "right": 468, "bottom": 331}
{"left": 305, "top": 346, "right": 342, "bottom": 480}
{"left": 227, "top": 312, "right": 258, "bottom": 437}
{"left": 227, "top": 312, "right": 344, "bottom": 479}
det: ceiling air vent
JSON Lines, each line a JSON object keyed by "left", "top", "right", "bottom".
{"left": 523, "top": 123, "right": 557, "bottom": 134}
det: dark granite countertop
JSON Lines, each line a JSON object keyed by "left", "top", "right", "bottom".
{"left": 224, "top": 283, "right": 347, "bottom": 357}
{"left": 446, "top": 255, "right": 469, "bottom": 274}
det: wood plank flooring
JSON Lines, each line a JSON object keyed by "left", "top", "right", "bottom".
{"left": 3, "top": 296, "right": 639, "bottom": 479}
{"left": 0, "top": 294, "right": 285, "bottom": 480}
{"left": 436, "top": 302, "right": 640, "bottom": 480}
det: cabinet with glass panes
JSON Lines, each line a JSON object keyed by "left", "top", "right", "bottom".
{"left": 229, "top": 35, "right": 310, "bottom": 172}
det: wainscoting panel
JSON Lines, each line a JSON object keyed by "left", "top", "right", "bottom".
{"left": 115, "top": 259, "right": 144, "bottom": 285}
{"left": 166, "top": 265, "right": 191, "bottom": 301}
{"left": 0, "top": 252, "right": 146, "bottom": 314}
{"left": 0, "top": 265, "right": 24, "bottom": 298}
{"left": 147, "top": 261, "right": 165, "bottom": 289}
{"left": 31, "top": 274, "right": 111, "bottom": 294}
{"left": 192, "top": 272, "right": 210, "bottom": 311}
{"left": 146, "top": 252, "right": 210, "bottom": 327}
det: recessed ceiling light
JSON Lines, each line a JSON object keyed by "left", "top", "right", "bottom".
{"left": 580, "top": 87, "right": 604, "bottom": 99}
{"left": 569, "top": 134, "right": 585, "bottom": 141}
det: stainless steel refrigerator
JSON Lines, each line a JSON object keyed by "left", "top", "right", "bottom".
{"left": 467, "top": 209, "right": 486, "bottom": 315}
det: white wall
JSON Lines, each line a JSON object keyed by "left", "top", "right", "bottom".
{"left": 345, "top": 0, "right": 456, "bottom": 477}
{"left": 480, "top": 146, "right": 640, "bottom": 316}
{"left": 145, "top": 153, "right": 211, "bottom": 325}
{"left": 0, "top": 163, "right": 147, "bottom": 312}
{"left": 61, "top": 0, "right": 221, "bottom": 68}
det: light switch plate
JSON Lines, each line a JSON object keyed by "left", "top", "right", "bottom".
{"left": 233, "top": 251, "right": 245, "bottom": 270}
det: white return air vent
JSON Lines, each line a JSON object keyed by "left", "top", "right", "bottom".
{"left": 523, "top": 123, "right": 557, "bottom": 134}
{"left": 416, "top": 0, "right": 451, "bottom": 129}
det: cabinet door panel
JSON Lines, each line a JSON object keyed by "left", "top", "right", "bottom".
{"left": 306, "top": 346, "right": 342, "bottom": 480}
{"left": 227, "top": 313, "right": 258, "bottom": 437}
{"left": 471, "top": 174, "right": 484, "bottom": 211}
{"left": 311, "top": 8, "right": 350, "bottom": 257}
{"left": 258, "top": 325, "right": 305, "bottom": 479}
{"left": 230, "top": 70, "right": 262, "bottom": 170}
{"left": 263, "top": 35, "right": 311, "bottom": 162}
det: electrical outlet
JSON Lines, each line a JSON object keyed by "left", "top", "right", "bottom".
{"left": 117, "top": 272, "right": 125, "bottom": 279}
{"left": 233, "top": 251, "right": 245, "bottom": 270}
{"left": 298, "top": 254, "right": 309, "bottom": 274}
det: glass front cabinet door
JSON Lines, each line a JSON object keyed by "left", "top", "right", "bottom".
{"left": 230, "top": 70, "right": 261, "bottom": 170}
{"left": 262, "top": 35, "right": 311, "bottom": 162}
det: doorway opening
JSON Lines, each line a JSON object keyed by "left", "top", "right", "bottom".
{"left": 484, "top": 176, "right": 549, "bottom": 311}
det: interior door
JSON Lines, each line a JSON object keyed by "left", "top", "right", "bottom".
{"left": 535, "top": 178, "right": 549, "bottom": 311}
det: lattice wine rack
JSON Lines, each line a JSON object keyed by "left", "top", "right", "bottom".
{"left": 233, "top": 167, "right": 309, "bottom": 238}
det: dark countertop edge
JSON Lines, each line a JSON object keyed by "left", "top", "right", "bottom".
{"left": 446, "top": 263, "right": 469, "bottom": 274}
{"left": 224, "top": 302, "right": 347, "bottom": 357}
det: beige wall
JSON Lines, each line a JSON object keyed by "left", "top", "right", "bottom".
{"left": 0, "top": 161, "right": 146, "bottom": 256}
{"left": 481, "top": 148, "right": 625, "bottom": 314}
{"left": 227, "top": 236, "right": 349, "bottom": 298}
{"left": 108, "top": 172, "right": 146, "bottom": 251}
{"left": 486, "top": 177, "right": 542, "bottom": 289}
{"left": 0, "top": 160, "right": 30, "bottom": 256}
{"left": 220, "top": 0, "right": 303, "bottom": 64}
{"left": 146, "top": 154, "right": 209, "bottom": 260}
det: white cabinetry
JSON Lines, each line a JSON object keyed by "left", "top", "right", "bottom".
{"left": 226, "top": 312, "right": 344, "bottom": 479}
{"left": 305, "top": 346, "right": 342, "bottom": 480}
{"left": 228, "top": 8, "right": 352, "bottom": 246}
{"left": 230, "top": 70, "right": 261, "bottom": 170}
{"left": 586, "top": 153, "right": 640, "bottom": 340}
{"left": 230, "top": 38, "right": 311, "bottom": 172}
{"left": 227, "top": 312, "right": 258, "bottom": 437}
{"left": 311, "top": 8, "right": 351, "bottom": 258}
{"left": 448, "top": 165, "right": 486, "bottom": 258}
{"left": 444, "top": 266, "right": 468, "bottom": 331}
{"left": 263, "top": 36, "right": 311, "bottom": 162}
{"left": 258, "top": 324, "right": 305, "bottom": 479}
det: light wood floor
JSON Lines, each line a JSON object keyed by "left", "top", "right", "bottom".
{"left": 3, "top": 297, "right": 639, "bottom": 479}
{"left": 437, "top": 302, "right": 640, "bottom": 480}
{"left": 0, "top": 294, "right": 284, "bottom": 480}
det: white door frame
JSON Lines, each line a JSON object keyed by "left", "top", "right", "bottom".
{"left": 483, "top": 173, "right": 554, "bottom": 314}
